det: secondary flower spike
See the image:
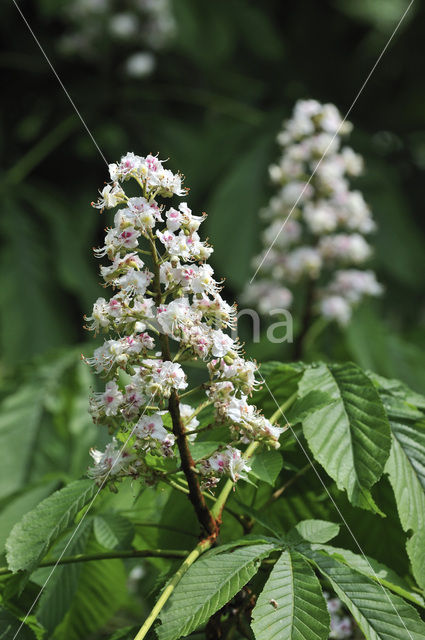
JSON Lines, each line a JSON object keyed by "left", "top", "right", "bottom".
{"left": 85, "top": 152, "right": 283, "bottom": 488}
{"left": 243, "top": 99, "right": 383, "bottom": 325}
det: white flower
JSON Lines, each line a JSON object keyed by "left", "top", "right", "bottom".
{"left": 115, "top": 268, "right": 153, "bottom": 296}
{"left": 89, "top": 379, "right": 124, "bottom": 421}
{"left": 125, "top": 51, "right": 156, "bottom": 77}
{"left": 319, "top": 295, "right": 352, "bottom": 326}
{"left": 328, "top": 269, "right": 383, "bottom": 303}
{"left": 227, "top": 447, "right": 251, "bottom": 481}
{"left": 319, "top": 234, "right": 371, "bottom": 264}
{"left": 242, "top": 282, "right": 292, "bottom": 315}
{"left": 180, "top": 403, "right": 199, "bottom": 439}
{"left": 157, "top": 298, "right": 198, "bottom": 337}
{"left": 304, "top": 201, "right": 338, "bottom": 234}
{"left": 109, "top": 13, "right": 138, "bottom": 38}
{"left": 88, "top": 438, "right": 133, "bottom": 481}
{"left": 93, "top": 184, "right": 126, "bottom": 210}
{"left": 262, "top": 219, "right": 302, "bottom": 249}
{"left": 135, "top": 413, "right": 174, "bottom": 449}
{"left": 210, "top": 330, "right": 235, "bottom": 357}
{"left": 225, "top": 395, "right": 255, "bottom": 423}
{"left": 201, "top": 446, "right": 251, "bottom": 482}
{"left": 285, "top": 247, "right": 322, "bottom": 280}
{"left": 84, "top": 297, "right": 110, "bottom": 332}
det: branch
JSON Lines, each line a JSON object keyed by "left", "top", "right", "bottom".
{"left": 0, "top": 548, "right": 188, "bottom": 576}
{"left": 168, "top": 389, "right": 217, "bottom": 536}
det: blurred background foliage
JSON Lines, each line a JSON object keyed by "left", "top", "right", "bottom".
{"left": 0, "top": 0, "right": 424, "bottom": 504}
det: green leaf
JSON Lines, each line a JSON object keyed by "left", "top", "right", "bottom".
{"left": 206, "top": 134, "right": 274, "bottom": 289}
{"left": 303, "top": 546, "right": 425, "bottom": 639}
{"left": 53, "top": 538, "right": 127, "bottom": 640}
{"left": 0, "top": 607, "right": 37, "bottom": 640}
{"left": 0, "top": 383, "right": 44, "bottom": 500}
{"left": 385, "top": 419, "right": 425, "bottom": 533}
{"left": 253, "top": 362, "right": 304, "bottom": 420}
{"left": 0, "top": 482, "right": 57, "bottom": 552}
{"left": 406, "top": 530, "right": 425, "bottom": 593}
{"left": 0, "top": 199, "right": 73, "bottom": 363}
{"left": 205, "top": 535, "right": 281, "bottom": 557}
{"left": 289, "top": 519, "right": 340, "bottom": 544}
{"left": 157, "top": 544, "right": 275, "bottom": 640}
{"left": 368, "top": 373, "right": 425, "bottom": 410}
{"left": 35, "top": 520, "right": 92, "bottom": 633}
{"left": 307, "top": 544, "right": 424, "bottom": 608}
{"left": 251, "top": 549, "right": 329, "bottom": 640}
{"left": 287, "top": 390, "right": 333, "bottom": 424}
{"left": 250, "top": 450, "right": 283, "bottom": 486}
{"left": 6, "top": 479, "right": 98, "bottom": 573}
{"left": 93, "top": 513, "right": 134, "bottom": 550}
{"left": 189, "top": 441, "right": 224, "bottom": 461}
{"left": 298, "top": 363, "right": 391, "bottom": 511}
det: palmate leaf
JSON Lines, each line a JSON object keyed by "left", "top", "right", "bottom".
{"left": 6, "top": 479, "right": 98, "bottom": 573}
{"left": 298, "top": 363, "right": 391, "bottom": 512}
{"left": 157, "top": 544, "right": 276, "bottom": 640}
{"left": 251, "top": 549, "right": 330, "bottom": 640}
{"left": 303, "top": 546, "right": 425, "bottom": 639}
{"left": 385, "top": 419, "right": 425, "bottom": 533}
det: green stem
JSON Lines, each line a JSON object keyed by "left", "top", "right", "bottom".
{"left": 269, "top": 390, "right": 298, "bottom": 425}
{"left": 134, "top": 539, "right": 213, "bottom": 640}
{"left": 184, "top": 400, "right": 212, "bottom": 427}
{"left": 178, "top": 385, "right": 204, "bottom": 400}
{"left": 0, "top": 548, "right": 187, "bottom": 576}
{"left": 265, "top": 463, "right": 312, "bottom": 506}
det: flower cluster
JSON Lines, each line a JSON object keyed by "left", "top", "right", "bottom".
{"left": 59, "top": 0, "right": 175, "bottom": 78}
{"left": 85, "top": 152, "right": 282, "bottom": 487}
{"left": 243, "top": 99, "right": 382, "bottom": 326}
{"left": 324, "top": 592, "right": 359, "bottom": 639}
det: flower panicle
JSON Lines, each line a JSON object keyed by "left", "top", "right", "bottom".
{"left": 243, "top": 99, "right": 383, "bottom": 325}
{"left": 85, "top": 151, "right": 282, "bottom": 487}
